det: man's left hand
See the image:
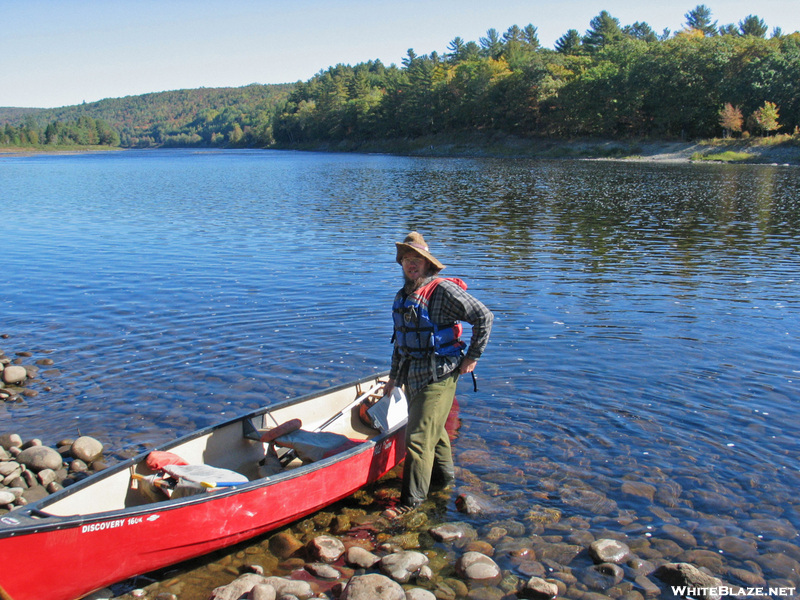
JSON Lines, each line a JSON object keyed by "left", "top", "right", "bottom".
{"left": 460, "top": 357, "right": 477, "bottom": 374}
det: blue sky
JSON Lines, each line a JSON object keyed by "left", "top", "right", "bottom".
{"left": 4, "top": 0, "right": 799, "bottom": 108}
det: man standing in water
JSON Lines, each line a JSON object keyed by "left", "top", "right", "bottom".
{"left": 382, "top": 232, "right": 493, "bottom": 519}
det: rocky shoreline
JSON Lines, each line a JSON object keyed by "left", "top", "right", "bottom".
{"left": 0, "top": 343, "right": 110, "bottom": 511}
{"left": 3, "top": 341, "right": 798, "bottom": 600}
{"left": 4, "top": 137, "right": 799, "bottom": 164}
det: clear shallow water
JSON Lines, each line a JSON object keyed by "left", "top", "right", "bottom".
{"left": 3, "top": 149, "right": 800, "bottom": 589}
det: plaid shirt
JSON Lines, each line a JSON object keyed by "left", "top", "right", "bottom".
{"left": 390, "top": 276, "right": 494, "bottom": 398}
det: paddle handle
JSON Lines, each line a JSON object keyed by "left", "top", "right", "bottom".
{"left": 316, "top": 381, "right": 385, "bottom": 432}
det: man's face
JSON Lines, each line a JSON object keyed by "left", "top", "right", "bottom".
{"left": 401, "top": 252, "right": 430, "bottom": 282}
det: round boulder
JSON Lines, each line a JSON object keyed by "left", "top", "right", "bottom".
{"left": 2, "top": 366, "right": 27, "bottom": 384}
{"left": 0, "top": 433, "right": 23, "bottom": 450}
{"left": 455, "top": 551, "right": 501, "bottom": 582}
{"left": 341, "top": 574, "right": 405, "bottom": 600}
{"left": 379, "top": 551, "right": 429, "bottom": 583}
{"left": 71, "top": 436, "right": 104, "bottom": 463}
{"left": 307, "top": 534, "right": 345, "bottom": 563}
{"left": 519, "top": 576, "right": 559, "bottom": 600}
{"left": 590, "top": 539, "right": 632, "bottom": 564}
{"left": 17, "top": 445, "right": 63, "bottom": 471}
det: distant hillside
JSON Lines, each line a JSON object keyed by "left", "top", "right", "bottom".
{"left": 1, "top": 83, "right": 295, "bottom": 147}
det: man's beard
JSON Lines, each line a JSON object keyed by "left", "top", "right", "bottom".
{"left": 403, "top": 269, "right": 433, "bottom": 294}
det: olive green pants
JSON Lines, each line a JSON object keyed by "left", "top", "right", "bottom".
{"left": 401, "top": 370, "right": 459, "bottom": 506}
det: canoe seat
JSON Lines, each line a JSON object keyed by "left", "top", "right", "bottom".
{"left": 272, "top": 429, "right": 363, "bottom": 464}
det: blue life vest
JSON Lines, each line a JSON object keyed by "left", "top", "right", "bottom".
{"left": 392, "top": 278, "right": 466, "bottom": 359}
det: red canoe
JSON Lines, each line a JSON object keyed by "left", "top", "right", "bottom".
{"left": 0, "top": 373, "right": 406, "bottom": 600}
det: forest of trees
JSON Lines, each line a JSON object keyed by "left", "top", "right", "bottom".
{"left": 1, "top": 115, "right": 119, "bottom": 147}
{"left": 272, "top": 6, "right": 800, "bottom": 144}
{"left": 2, "top": 6, "right": 798, "bottom": 150}
{"left": 0, "top": 84, "right": 293, "bottom": 149}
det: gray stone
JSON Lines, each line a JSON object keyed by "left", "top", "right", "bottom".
{"left": 653, "top": 562, "right": 724, "bottom": 600}
{"left": 533, "top": 541, "right": 583, "bottom": 565}
{"left": 37, "top": 468, "right": 56, "bottom": 487}
{"left": 455, "top": 551, "right": 501, "bottom": 582}
{"left": 743, "top": 518, "right": 798, "bottom": 540}
{"left": 518, "top": 576, "right": 559, "bottom": 600}
{"left": 590, "top": 539, "right": 632, "bottom": 564}
{"left": 417, "top": 565, "right": 433, "bottom": 582}
{"left": 211, "top": 574, "right": 266, "bottom": 600}
{"left": 250, "top": 584, "right": 277, "bottom": 600}
{"left": 22, "top": 485, "right": 48, "bottom": 503}
{"left": 304, "top": 562, "right": 340, "bottom": 579}
{"left": 341, "top": 574, "right": 405, "bottom": 600}
{"left": 626, "top": 557, "right": 656, "bottom": 577}
{"left": 754, "top": 553, "right": 800, "bottom": 581}
{"left": 71, "top": 436, "right": 103, "bottom": 463}
{"left": 345, "top": 546, "right": 380, "bottom": 568}
{"left": 621, "top": 481, "right": 656, "bottom": 501}
{"left": 0, "top": 433, "right": 22, "bottom": 450}
{"left": 634, "top": 575, "right": 661, "bottom": 596}
{"left": 714, "top": 536, "right": 757, "bottom": 560}
{"left": 455, "top": 491, "right": 498, "bottom": 515}
{"left": 517, "top": 561, "right": 546, "bottom": 578}
{"left": 261, "top": 577, "right": 313, "bottom": 599}
{"left": 405, "top": 589, "right": 436, "bottom": 600}
{"left": 583, "top": 563, "right": 625, "bottom": 589}
{"left": 0, "top": 490, "right": 16, "bottom": 505}
{"left": 0, "top": 461, "right": 20, "bottom": 477}
{"left": 2, "top": 366, "right": 27, "bottom": 384}
{"left": 306, "top": 534, "right": 345, "bottom": 563}
{"left": 429, "top": 522, "right": 477, "bottom": 542}
{"left": 70, "top": 459, "right": 89, "bottom": 473}
{"left": 22, "top": 469, "right": 37, "bottom": 487}
{"left": 662, "top": 524, "right": 697, "bottom": 548}
{"left": 17, "top": 446, "right": 62, "bottom": 471}
{"left": 380, "top": 551, "right": 430, "bottom": 583}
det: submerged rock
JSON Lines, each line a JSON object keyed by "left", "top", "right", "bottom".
{"left": 379, "top": 551, "right": 429, "bottom": 583}
{"left": 455, "top": 551, "right": 501, "bottom": 582}
{"left": 590, "top": 539, "right": 632, "bottom": 564}
{"left": 653, "top": 562, "right": 725, "bottom": 600}
{"left": 340, "top": 573, "right": 404, "bottom": 600}
{"left": 518, "top": 576, "right": 559, "bottom": 600}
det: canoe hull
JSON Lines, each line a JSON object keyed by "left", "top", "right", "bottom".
{"left": 0, "top": 374, "right": 404, "bottom": 600}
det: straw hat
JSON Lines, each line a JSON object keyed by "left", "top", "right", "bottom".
{"left": 395, "top": 231, "right": 445, "bottom": 270}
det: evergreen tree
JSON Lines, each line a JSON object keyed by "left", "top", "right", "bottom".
{"left": 555, "top": 29, "right": 582, "bottom": 54}
{"left": 685, "top": 5, "right": 718, "bottom": 36}
{"left": 623, "top": 22, "right": 658, "bottom": 42}
{"left": 739, "top": 15, "right": 768, "bottom": 38}
{"left": 583, "top": 11, "right": 623, "bottom": 53}
{"left": 479, "top": 28, "right": 503, "bottom": 59}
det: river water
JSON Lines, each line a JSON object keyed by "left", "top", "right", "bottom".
{"left": 2, "top": 149, "right": 799, "bottom": 595}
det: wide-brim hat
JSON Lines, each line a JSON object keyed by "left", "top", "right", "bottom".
{"left": 395, "top": 231, "right": 445, "bottom": 270}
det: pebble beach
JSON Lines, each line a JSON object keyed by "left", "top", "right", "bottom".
{"left": 3, "top": 338, "right": 799, "bottom": 600}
